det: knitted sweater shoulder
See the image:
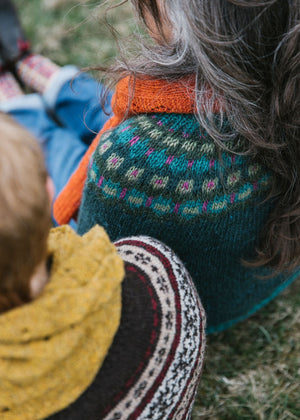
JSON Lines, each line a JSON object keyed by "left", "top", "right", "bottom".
{"left": 77, "top": 112, "right": 299, "bottom": 333}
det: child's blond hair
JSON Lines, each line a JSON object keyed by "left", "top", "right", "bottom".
{"left": 0, "top": 113, "right": 51, "bottom": 312}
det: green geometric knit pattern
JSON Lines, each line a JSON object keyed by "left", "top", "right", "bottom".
{"left": 78, "top": 113, "right": 299, "bottom": 333}
{"left": 85, "top": 113, "right": 272, "bottom": 220}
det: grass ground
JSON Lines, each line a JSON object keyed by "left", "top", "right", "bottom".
{"left": 15, "top": 1, "right": 300, "bottom": 419}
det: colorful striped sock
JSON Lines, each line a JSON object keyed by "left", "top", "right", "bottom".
{"left": 0, "top": 72, "right": 23, "bottom": 102}
{"left": 16, "top": 54, "right": 60, "bottom": 94}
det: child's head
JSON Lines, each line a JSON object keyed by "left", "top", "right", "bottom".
{"left": 0, "top": 113, "right": 51, "bottom": 312}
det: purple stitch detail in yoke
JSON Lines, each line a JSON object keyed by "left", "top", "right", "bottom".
{"left": 183, "top": 132, "right": 190, "bottom": 138}
{"left": 146, "top": 197, "right": 153, "bottom": 207}
{"left": 97, "top": 176, "right": 104, "bottom": 187}
{"left": 120, "top": 188, "right": 127, "bottom": 199}
{"left": 88, "top": 159, "right": 94, "bottom": 169}
{"left": 253, "top": 182, "right": 258, "bottom": 191}
{"left": 207, "top": 180, "right": 215, "bottom": 190}
{"left": 231, "top": 155, "right": 236, "bottom": 164}
{"left": 182, "top": 182, "right": 190, "bottom": 190}
{"left": 121, "top": 125, "right": 131, "bottom": 132}
{"left": 174, "top": 202, "right": 181, "bottom": 214}
{"left": 111, "top": 158, "right": 118, "bottom": 165}
{"left": 129, "top": 136, "right": 140, "bottom": 146}
{"left": 209, "top": 159, "right": 215, "bottom": 169}
{"left": 188, "top": 160, "right": 194, "bottom": 168}
{"left": 230, "top": 193, "right": 235, "bottom": 204}
{"left": 157, "top": 120, "right": 163, "bottom": 126}
{"left": 169, "top": 128, "right": 174, "bottom": 133}
{"left": 202, "top": 201, "right": 208, "bottom": 212}
{"left": 166, "top": 155, "right": 175, "bottom": 165}
{"left": 156, "top": 179, "right": 163, "bottom": 185}
{"left": 145, "top": 148, "right": 154, "bottom": 157}
{"left": 131, "top": 170, "right": 139, "bottom": 177}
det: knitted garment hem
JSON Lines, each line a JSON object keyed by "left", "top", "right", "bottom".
{"left": 206, "top": 270, "right": 299, "bottom": 334}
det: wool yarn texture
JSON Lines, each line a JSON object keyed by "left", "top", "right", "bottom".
{"left": 54, "top": 76, "right": 299, "bottom": 333}
{"left": 0, "top": 225, "right": 124, "bottom": 420}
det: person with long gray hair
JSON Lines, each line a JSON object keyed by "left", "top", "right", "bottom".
{"left": 55, "top": 0, "right": 300, "bottom": 334}
{"left": 0, "top": 3, "right": 206, "bottom": 419}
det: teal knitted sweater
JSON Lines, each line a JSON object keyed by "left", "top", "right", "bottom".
{"left": 77, "top": 113, "right": 298, "bottom": 333}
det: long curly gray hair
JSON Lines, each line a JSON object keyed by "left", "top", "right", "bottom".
{"left": 104, "top": 0, "right": 300, "bottom": 273}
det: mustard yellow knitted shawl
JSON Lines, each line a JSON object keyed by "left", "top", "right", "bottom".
{"left": 0, "top": 225, "right": 124, "bottom": 420}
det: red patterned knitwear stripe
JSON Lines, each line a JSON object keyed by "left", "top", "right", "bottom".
{"left": 102, "top": 262, "right": 161, "bottom": 417}
{"left": 115, "top": 239, "right": 182, "bottom": 419}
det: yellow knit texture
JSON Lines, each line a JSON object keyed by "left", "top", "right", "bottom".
{"left": 0, "top": 225, "right": 124, "bottom": 420}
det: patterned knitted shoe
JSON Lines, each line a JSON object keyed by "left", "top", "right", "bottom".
{"left": 0, "top": 0, "right": 30, "bottom": 70}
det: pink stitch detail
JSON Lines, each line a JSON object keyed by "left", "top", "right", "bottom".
{"left": 145, "top": 148, "right": 154, "bottom": 156}
{"left": 156, "top": 179, "right": 163, "bottom": 185}
{"left": 166, "top": 155, "right": 175, "bottom": 165}
{"left": 231, "top": 156, "right": 236, "bottom": 164}
{"left": 111, "top": 158, "right": 118, "bottom": 165}
{"left": 174, "top": 203, "right": 181, "bottom": 214}
{"left": 183, "top": 132, "right": 190, "bottom": 138}
{"left": 131, "top": 170, "right": 139, "bottom": 177}
{"left": 157, "top": 120, "right": 163, "bottom": 126}
{"left": 169, "top": 128, "right": 174, "bottom": 133}
{"left": 209, "top": 159, "right": 215, "bottom": 169}
{"left": 253, "top": 182, "right": 258, "bottom": 191}
{"left": 188, "top": 160, "right": 194, "bottom": 168}
{"left": 207, "top": 181, "right": 215, "bottom": 189}
{"left": 129, "top": 136, "right": 140, "bottom": 146}
{"left": 121, "top": 125, "right": 131, "bottom": 132}
{"left": 230, "top": 193, "right": 235, "bottom": 204}
{"left": 120, "top": 188, "right": 127, "bottom": 199}
{"left": 202, "top": 201, "right": 208, "bottom": 212}
{"left": 97, "top": 176, "right": 104, "bottom": 187}
{"left": 182, "top": 182, "right": 189, "bottom": 190}
{"left": 146, "top": 197, "right": 153, "bottom": 207}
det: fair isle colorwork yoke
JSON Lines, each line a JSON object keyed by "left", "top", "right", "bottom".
{"left": 53, "top": 76, "right": 209, "bottom": 224}
{"left": 77, "top": 111, "right": 299, "bottom": 333}
{"left": 80, "top": 113, "right": 271, "bottom": 221}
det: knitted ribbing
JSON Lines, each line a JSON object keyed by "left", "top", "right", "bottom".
{"left": 16, "top": 54, "right": 60, "bottom": 94}
{"left": 77, "top": 112, "right": 299, "bottom": 333}
{"left": 0, "top": 71, "right": 23, "bottom": 102}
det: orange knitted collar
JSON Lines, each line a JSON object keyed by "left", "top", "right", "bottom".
{"left": 112, "top": 75, "right": 197, "bottom": 116}
{"left": 53, "top": 76, "right": 215, "bottom": 224}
